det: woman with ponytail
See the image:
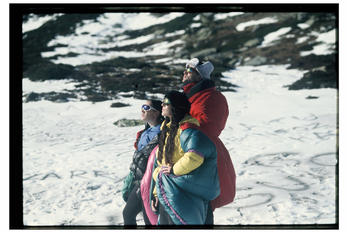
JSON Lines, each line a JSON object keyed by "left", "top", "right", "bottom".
{"left": 148, "top": 91, "right": 220, "bottom": 225}
{"left": 122, "top": 100, "right": 164, "bottom": 226}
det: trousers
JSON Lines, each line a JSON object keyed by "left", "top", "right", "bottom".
{"left": 205, "top": 202, "right": 214, "bottom": 225}
{"left": 158, "top": 202, "right": 175, "bottom": 225}
{"left": 123, "top": 184, "right": 151, "bottom": 226}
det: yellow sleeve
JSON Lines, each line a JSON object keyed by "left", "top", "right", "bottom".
{"left": 152, "top": 165, "right": 161, "bottom": 197}
{"left": 172, "top": 151, "right": 204, "bottom": 176}
{"left": 153, "top": 186, "right": 157, "bottom": 197}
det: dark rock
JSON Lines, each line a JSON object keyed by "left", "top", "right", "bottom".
{"left": 25, "top": 92, "right": 40, "bottom": 102}
{"left": 47, "top": 92, "right": 77, "bottom": 102}
{"left": 287, "top": 69, "right": 337, "bottom": 90}
{"left": 24, "top": 62, "right": 88, "bottom": 82}
{"left": 243, "top": 56, "right": 268, "bottom": 66}
{"left": 24, "top": 91, "right": 77, "bottom": 103}
{"left": 306, "top": 96, "right": 319, "bottom": 99}
{"left": 110, "top": 102, "right": 130, "bottom": 108}
{"left": 190, "top": 48, "right": 217, "bottom": 58}
{"left": 85, "top": 94, "right": 110, "bottom": 102}
{"left": 114, "top": 118, "right": 144, "bottom": 127}
{"left": 244, "top": 38, "right": 263, "bottom": 48}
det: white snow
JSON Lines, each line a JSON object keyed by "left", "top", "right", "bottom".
{"left": 38, "top": 13, "right": 185, "bottom": 66}
{"left": 21, "top": 12, "right": 339, "bottom": 227}
{"left": 301, "top": 29, "right": 336, "bottom": 56}
{"left": 214, "top": 12, "right": 244, "bottom": 21}
{"left": 22, "top": 13, "right": 64, "bottom": 33}
{"left": 22, "top": 64, "right": 338, "bottom": 226}
{"left": 236, "top": 17, "right": 278, "bottom": 31}
{"left": 22, "top": 78, "right": 83, "bottom": 95}
{"left": 258, "top": 27, "right": 292, "bottom": 47}
{"left": 296, "top": 36, "right": 310, "bottom": 45}
{"left": 298, "top": 23, "right": 310, "bottom": 29}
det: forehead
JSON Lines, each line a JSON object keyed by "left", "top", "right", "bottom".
{"left": 145, "top": 100, "right": 152, "bottom": 105}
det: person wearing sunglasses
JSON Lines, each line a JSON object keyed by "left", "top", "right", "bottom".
{"left": 181, "top": 58, "right": 236, "bottom": 225}
{"left": 122, "top": 100, "right": 164, "bottom": 226}
{"left": 144, "top": 91, "right": 220, "bottom": 225}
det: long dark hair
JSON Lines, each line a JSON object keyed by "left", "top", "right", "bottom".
{"left": 157, "top": 91, "right": 191, "bottom": 165}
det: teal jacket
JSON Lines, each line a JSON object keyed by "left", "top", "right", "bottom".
{"left": 150, "top": 126, "right": 220, "bottom": 225}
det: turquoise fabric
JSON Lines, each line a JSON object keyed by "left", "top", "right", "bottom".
{"left": 150, "top": 128, "right": 220, "bottom": 225}
{"left": 122, "top": 171, "right": 135, "bottom": 202}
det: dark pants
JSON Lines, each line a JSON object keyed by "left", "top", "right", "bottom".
{"left": 158, "top": 202, "right": 175, "bottom": 225}
{"left": 123, "top": 184, "right": 151, "bottom": 226}
{"left": 204, "top": 202, "right": 214, "bottom": 225}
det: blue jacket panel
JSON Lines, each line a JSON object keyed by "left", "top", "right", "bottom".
{"left": 138, "top": 125, "right": 161, "bottom": 151}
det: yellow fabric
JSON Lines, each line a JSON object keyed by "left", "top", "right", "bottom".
{"left": 152, "top": 115, "right": 203, "bottom": 196}
{"left": 173, "top": 151, "right": 204, "bottom": 175}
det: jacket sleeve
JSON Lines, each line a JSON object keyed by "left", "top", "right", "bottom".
{"left": 152, "top": 152, "right": 161, "bottom": 197}
{"left": 172, "top": 128, "right": 206, "bottom": 176}
{"left": 172, "top": 150, "right": 204, "bottom": 175}
{"left": 152, "top": 165, "right": 160, "bottom": 197}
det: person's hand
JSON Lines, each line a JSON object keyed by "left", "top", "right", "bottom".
{"left": 161, "top": 165, "right": 172, "bottom": 174}
{"left": 151, "top": 197, "right": 159, "bottom": 212}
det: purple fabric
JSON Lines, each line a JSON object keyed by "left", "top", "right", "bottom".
{"left": 187, "top": 149, "right": 205, "bottom": 159}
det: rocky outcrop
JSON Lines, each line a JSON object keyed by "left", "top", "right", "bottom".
{"left": 21, "top": 8, "right": 338, "bottom": 103}
{"left": 244, "top": 56, "right": 268, "bottom": 66}
{"left": 113, "top": 118, "right": 144, "bottom": 127}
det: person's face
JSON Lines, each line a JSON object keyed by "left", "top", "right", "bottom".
{"left": 141, "top": 100, "right": 158, "bottom": 122}
{"left": 182, "top": 65, "right": 202, "bottom": 85}
{"left": 161, "top": 99, "right": 173, "bottom": 119}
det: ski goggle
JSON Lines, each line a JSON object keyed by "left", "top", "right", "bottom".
{"left": 184, "top": 66, "right": 196, "bottom": 73}
{"left": 162, "top": 98, "right": 171, "bottom": 105}
{"left": 141, "top": 104, "right": 157, "bottom": 112}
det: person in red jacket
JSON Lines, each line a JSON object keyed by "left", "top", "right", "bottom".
{"left": 181, "top": 58, "right": 236, "bottom": 225}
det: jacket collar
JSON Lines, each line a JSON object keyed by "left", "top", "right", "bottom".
{"left": 181, "top": 79, "right": 216, "bottom": 99}
{"left": 181, "top": 82, "right": 199, "bottom": 94}
{"left": 161, "top": 115, "right": 199, "bottom": 130}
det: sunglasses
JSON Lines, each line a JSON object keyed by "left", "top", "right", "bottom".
{"left": 185, "top": 66, "right": 196, "bottom": 73}
{"left": 162, "top": 98, "right": 171, "bottom": 105}
{"left": 142, "top": 104, "right": 157, "bottom": 112}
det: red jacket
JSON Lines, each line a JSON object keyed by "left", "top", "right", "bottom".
{"left": 182, "top": 80, "right": 236, "bottom": 211}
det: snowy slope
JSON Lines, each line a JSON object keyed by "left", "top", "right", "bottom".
{"left": 21, "top": 12, "right": 338, "bottom": 227}
{"left": 23, "top": 64, "right": 337, "bottom": 226}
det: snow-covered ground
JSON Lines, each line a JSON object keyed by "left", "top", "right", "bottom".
{"left": 21, "top": 12, "right": 339, "bottom": 227}
{"left": 22, "top": 64, "right": 337, "bottom": 226}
